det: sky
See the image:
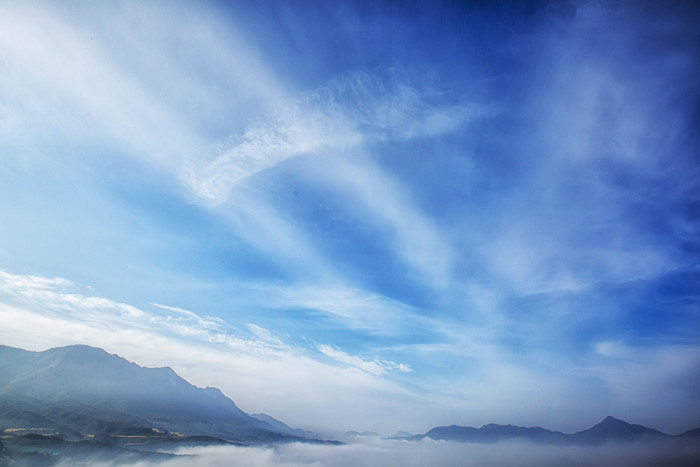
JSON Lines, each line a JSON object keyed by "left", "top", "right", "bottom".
{"left": 0, "top": 0, "right": 699, "bottom": 436}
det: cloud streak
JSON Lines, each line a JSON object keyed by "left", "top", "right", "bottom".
{"left": 318, "top": 344, "right": 411, "bottom": 376}
{"left": 184, "top": 69, "right": 480, "bottom": 206}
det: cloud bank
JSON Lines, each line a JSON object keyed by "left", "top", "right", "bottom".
{"left": 70, "top": 439, "right": 700, "bottom": 467}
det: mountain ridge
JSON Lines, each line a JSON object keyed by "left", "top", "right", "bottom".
{"left": 2, "top": 344, "right": 698, "bottom": 449}
{"left": 404, "top": 415, "right": 700, "bottom": 445}
{"left": 0, "top": 344, "right": 317, "bottom": 444}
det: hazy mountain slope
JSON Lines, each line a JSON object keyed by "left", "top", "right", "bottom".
{"left": 0, "top": 345, "right": 303, "bottom": 442}
{"left": 250, "top": 413, "right": 319, "bottom": 439}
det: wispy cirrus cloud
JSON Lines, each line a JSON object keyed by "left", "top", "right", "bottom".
{"left": 181, "top": 105, "right": 358, "bottom": 204}
{"left": 451, "top": 2, "right": 700, "bottom": 297}
{"left": 183, "top": 83, "right": 466, "bottom": 288}
{"left": 0, "top": 271, "right": 251, "bottom": 349}
{"left": 256, "top": 282, "right": 430, "bottom": 336}
{"left": 246, "top": 323, "right": 285, "bottom": 347}
{"left": 1, "top": 0, "right": 484, "bottom": 299}
{"left": 0, "top": 270, "right": 145, "bottom": 319}
{"left": 0, "top": 2, "right": 198, "bottom": 166}
{"left": 312, "top": 70, "right": 483, "bottom": 141}
{"left": 0, "top": 3, "right": 470, "bottom": 298}
{"left": 0, "top": 0, "right": 284, "bottom": 172}
{"left": 0, "top": 0, "right": 475, "bottom": 291}
{"left": 316, "top": 154, "right": 455, "bottom": 287}
{"left": 184, "top": 69, "right": 480, "bottom": 206}
{"left": 318, "top": 344, "right": 412, "bottom": 376}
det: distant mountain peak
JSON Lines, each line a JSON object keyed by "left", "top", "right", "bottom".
{"left": 601, "top": 415, "right": 624, "bottom": 424}
{"left": 586, "top": 415, "right": 631, "bottom": 431}
{"left": 587, "top": 415, "right": 647, "bottom": 432}
{"left": 570, "top": 415, "right": 666, "bottom": 442}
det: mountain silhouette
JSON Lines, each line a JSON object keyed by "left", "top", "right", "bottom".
{"left": 571, "top": 415, "right": 666, "bottom": 443}
{"left": 0, "top": 344, "right": 311, "bottom": 443}
{"left": 2, "top": 344, "right": 698, "bottom": 451}
{"left": 422, "top": 423, "right": 566, "bottom": 444}
{"left": 417, "top": 416, "right": 698, "bottom": 446}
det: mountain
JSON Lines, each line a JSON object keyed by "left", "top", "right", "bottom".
{"left": 422, "top": 423, "right": 566, "bottom": 444}
{"left": 418, "top": 416, "right": 699, "bottom": 446}
{"left": 571, "top": 415, "right": 667, "bottom": 444}
{"left": 0, "top": 344, "right": 314, "bottom": 443}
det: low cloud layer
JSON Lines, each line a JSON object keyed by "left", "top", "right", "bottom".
{"left": 69, "top": 439, "right": 700, "bottom": 467}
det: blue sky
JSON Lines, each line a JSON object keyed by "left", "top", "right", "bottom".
{"left": 0, "top": 0, "right": 699, "bottom": 435}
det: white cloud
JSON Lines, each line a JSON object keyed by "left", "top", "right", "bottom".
{"left": 316, "top": 70, "right": 484, "bottom": 140}
{"left": 0, "top": 270, "right": 75, "bottom": 292}
{"left": 466, "top": 2, "right": 696, "bottom": 297}
{"left": 256, "top": 282, "right": 428, "bottom": 335}
{"left": 0, "top": 270, "right": 145, "bottom": 319}
{"left": 247, "top": 323, "right": 285, "bottom": 346}
{"left": 319, "top": 155, "right": 454, "bottom": 287}
{"left": 183, "top": 70, "right": 478, "bottom": 206}
{"left": 0, "top": 2, "right": 200, "bottom": 166}
{"left": 594, "top": 341, "right": 629, "bottom": 358}
{"left": 317, "top": 345, "right": 412, "bottom": 376}
{"left": 204, "top": 148, "right": 455, "bottom": 289}
{"left": 182, "top": 100, "right": 360, "bottom": 205}
{"left": 151, "top": 303, "right": 230, "bottom": 334}
{"left": 0, "top": 0, "right": 285, "bottom": 177}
